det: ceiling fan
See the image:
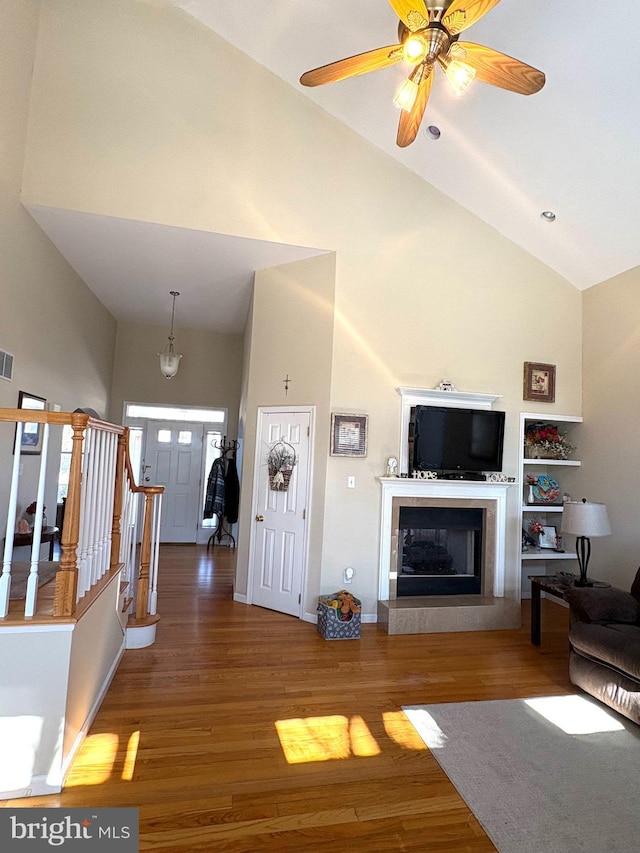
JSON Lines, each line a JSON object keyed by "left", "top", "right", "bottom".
{"left": 300, "top": 0, "right": 545, "bottom": 148}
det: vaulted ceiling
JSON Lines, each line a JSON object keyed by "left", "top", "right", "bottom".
{"left": 29, "top": 2, "right": 640, "bottom": 334}
{"left": 168, "top": 0, "right": 640, "bottom": 290}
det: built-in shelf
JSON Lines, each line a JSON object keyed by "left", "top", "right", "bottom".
{"left": 525, "top": 458, "right": 581, "bottom": 467}
{"left": 522, "top": 551, "right": 578, "bottom": 561}
{"left": 518, "top": 412, "right": 583, "bottom": 590}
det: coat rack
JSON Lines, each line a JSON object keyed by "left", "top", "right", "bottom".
{"left": 206, "top": 437, "right": 239, "bottom": 549}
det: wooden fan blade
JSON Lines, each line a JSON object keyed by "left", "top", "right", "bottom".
{"left": 454, "top": 42, "right": 545, "bottom": 94}
{"left": 397, "top": 70, "right": 434, "bottom": 148}
{"left": 300, "top": 44, "right": 403, "bottom": 87}
{"left": 442, "top": 0, "right": 502, "bottom": 36}
{"left": 387, "top": 0, "right": 430, "bottom": 32}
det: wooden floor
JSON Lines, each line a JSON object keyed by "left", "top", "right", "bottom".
{"left": 3, "top": 545, "right": 572, "bottom": 851}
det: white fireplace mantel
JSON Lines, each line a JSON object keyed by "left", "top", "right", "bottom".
{"left": 378, "top": 477, "right": 511, "bottom": 602}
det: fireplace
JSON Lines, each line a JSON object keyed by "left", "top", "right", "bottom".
{"left": 397, "top": 505, "right": 484, "bottom": 596}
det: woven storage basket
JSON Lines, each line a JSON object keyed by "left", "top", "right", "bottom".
{"left": 317, "top": 593, "right": 362, "bottom": 640}
{"left": 269, "top": 468, "right": 293, "bottom": 491}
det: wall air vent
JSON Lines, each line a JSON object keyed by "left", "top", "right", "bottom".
{"left": 0, "top": 349, "right": 14, "bottom": 381}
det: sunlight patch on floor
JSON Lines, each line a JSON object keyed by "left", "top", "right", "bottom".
{"left": 401, "top": 707, "right": 448, "bottom": 749}
{"left": 64, "top": 733, "right": 119, "bottom": 786}
{"left": 121, "top": 730, "right": 140, "bottom": 781}
{"left": 385, "top": 710, "right": 428, "bottom": 751}
{"left": 524, "top": 695, "right": 625, "bottom": 735}
{"left": 275, "top": 715, "right": 380, "bottom": 764}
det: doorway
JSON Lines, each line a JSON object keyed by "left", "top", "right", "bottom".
{"left": 123, "top": 402, "right": 228, "bottom": 544}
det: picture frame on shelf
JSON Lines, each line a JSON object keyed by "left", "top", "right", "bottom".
{"left": 538, "top": 525, "right": 558, "bottom": 549}
{"left": 523, "top": 362, "right": 556, "bottom": 403}
{"left": 15, "top": 390, "right": 47, "bottom": 456}
{"left": 330, "top": 413, "right": 368, "bottom": 457}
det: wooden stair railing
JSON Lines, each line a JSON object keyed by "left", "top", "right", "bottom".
{"left": 0, "top": 410, "right": 163, "bottom": 626}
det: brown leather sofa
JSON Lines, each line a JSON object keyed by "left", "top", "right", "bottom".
{"left": 564, "top": 570, "right": 640, "bottom": 724}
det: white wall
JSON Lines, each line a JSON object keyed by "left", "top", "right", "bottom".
{"left": 0, "top": 0, "right": 117, "bottom": 532}
{"left": 21, "top": 0, "right": 584, "bottom": 612}
{"left": 236, "top": 253, "right": 336, "bottom": 613}
{"left": 0, "top": 624, "right": 72, "bottom": 797}
{"left": 110, "top": 321, "right": 244, "bottom": 434}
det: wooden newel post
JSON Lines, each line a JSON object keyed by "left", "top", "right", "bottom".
{"left": 111, "top": 429, "right": 127, "bottom": 570}
{"left": 136, "top": 490, "right": 155, "bottom": 620}
{"left": 54, "top": 413, "right": 89, "bottom": 617}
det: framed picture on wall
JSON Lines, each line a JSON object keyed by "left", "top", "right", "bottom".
{"left": 15, "top": 390, "right": 47, "bottom": 455}
{"left": 330, "top": 413, "right": 368, "bottom": 457}
{"left": 523, "top": 362, "right": 556, "bottom": 403}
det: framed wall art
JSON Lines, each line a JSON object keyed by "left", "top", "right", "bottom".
{"left": 16, "top": 390, "right": 47, "bottom": 455}
{"left": 330, "top": 413, "right": 368, "bottom": 457}
{"left": 523, "top": 361, "right": 556, "bottom": 403}
{"left": 538, "top": 525, "right": 558, "bottom": 549}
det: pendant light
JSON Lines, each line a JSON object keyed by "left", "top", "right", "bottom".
{"left": 158, "top": 290, "right": 182, "bottom": 379}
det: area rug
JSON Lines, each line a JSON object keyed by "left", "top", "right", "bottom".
{"left": 8, "top": 561, "right": 58, "bottom": 599}
{"left": 403, "top": 697, "right": 640, "bottom": 853}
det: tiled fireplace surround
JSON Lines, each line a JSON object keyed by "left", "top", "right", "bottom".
{"left": 377, "top": 478, "right": 520, "bottom": 633}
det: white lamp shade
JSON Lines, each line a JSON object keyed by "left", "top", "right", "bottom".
{"left": 159, "top": 351, "right": 182, "bottom": 379}
{"left": 561, "top": 501, "right": 611, "bottom": 537}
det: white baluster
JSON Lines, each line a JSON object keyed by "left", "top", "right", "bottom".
{"left": 0, "top": 422, "right": 23, "bottom": 616}
{"left": 148, "top": 493, "right": 162, "bottom": 616}
{"left": 77, "top": 426, "right": 95, "bottom": 599}
{"left": 25, "top": 423, "right": 50, "bottom": 617}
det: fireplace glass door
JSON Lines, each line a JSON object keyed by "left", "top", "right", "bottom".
{"left": 397, "top": 506, "right": 483, "bottom": 596}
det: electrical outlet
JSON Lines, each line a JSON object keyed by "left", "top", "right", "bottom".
{"left": 344, "top": 566, "right": 354, "bottom": 584}
{"left": 347, "top": 476, "right": 356, "bottom": 488}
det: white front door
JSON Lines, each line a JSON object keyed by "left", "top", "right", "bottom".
{"left": 143, "top": 421, "right": 203, "bottom": 543}
{"left": 249, "top": 408, "right": 312, "bottom": 617}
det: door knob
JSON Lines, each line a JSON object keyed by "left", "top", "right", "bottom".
{"left": 255, "top": 514, "right": 264, "bottom": 522}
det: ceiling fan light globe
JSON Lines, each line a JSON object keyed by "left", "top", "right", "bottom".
{"left": 443, "top": 59, "right": 476, "bottom": 95}
{"left": 393, "top": 77, "right": 419, "bottom": 112}
{"left": 403, "top": 34, "right": 427, "bottom": 65}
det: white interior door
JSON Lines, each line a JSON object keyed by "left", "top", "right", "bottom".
{"left": 143, "top": 421, "right": 203, "bottom": 543}
{"left": 250, "top": 408, "right": 312, "bottom": 617}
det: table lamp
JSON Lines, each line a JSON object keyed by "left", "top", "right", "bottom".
{"left": 561, "top": 499, "right": 611, "bottom": 587}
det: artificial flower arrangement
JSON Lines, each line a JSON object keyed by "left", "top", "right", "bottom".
{"left": 23, "top": 501, "right": 46, "bottom": 531}
{"left": 524, "top": 422, "right": 576, "bottom": 460}
{"left": 527, "top": 518, "right": 545, "bottom": 537}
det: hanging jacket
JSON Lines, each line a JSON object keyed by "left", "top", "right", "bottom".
{"left": 204, "top": 457, "right": 225, "bottom": 518}
{"left": 224, "top": 454, "right": 240, "bottom": 524}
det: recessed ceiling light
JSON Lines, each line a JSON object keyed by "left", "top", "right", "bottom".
{"left": 425, "top": 125, "right": 441, "bottom": 140}
{"left": 540, "top": 211, "right": 556, "bottom": 222}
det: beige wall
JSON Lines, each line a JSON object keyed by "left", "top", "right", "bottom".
{"left": 236, "top": 253, "right": 336, "bottom": 613}
{"left": 0, "top": 0, "right": 117, "bottom": 526}
{"left": 110, "top": 321, "right": 244, "bottom": 434}
{"left": 580, "top": 267, "right": 640, "bottom": 588}
{"left": 21, "top": 0, "right": 585, "bottom": 612}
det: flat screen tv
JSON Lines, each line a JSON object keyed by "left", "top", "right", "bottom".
{"left": 412, "top": 405, "right": 505, "bottom": 474}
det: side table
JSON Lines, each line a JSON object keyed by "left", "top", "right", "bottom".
{"left": 528, "top": 574, "right": 611, "bottom": 646}
{"left": 4, "top": 525, "right": 59, "bottom": 561}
